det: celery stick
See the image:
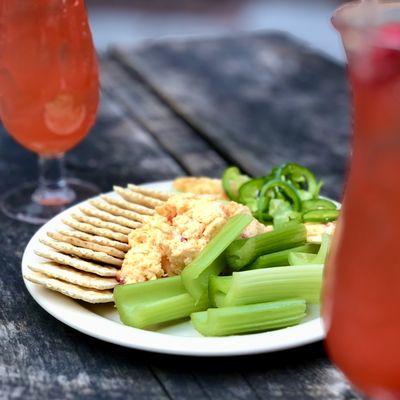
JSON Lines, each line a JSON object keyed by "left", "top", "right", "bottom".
{"left": 249, "top": 243, "right": 319, "bottom": 269}
{"left": 114, "top": 276, "right": 209, "bottom": 328}
{"left": 181, "top": 214, "right": 252, "bottom": 301}
{"left": 214, "top": 264, "right": 323, "bottom": 307}
{"left": 209, "top": 275, "right": 233, "bottom": 307}
{"left": 130, "top": 293, "right": 208, "bottom": 329}
{"left": 288, "top": 252, "right": 315, "bottom": 265}
{"left": 114, "top": 276, "right": 184, "bottom": 325}
{"left": 225, "top": 222, "right": 307, "bottom": 270}
{"left": 313, "top": 233, "right": 331, "bottom": 264}
{"left": 191, "top": 299, "right": 306, "bottom": 336}
{"left": 289, "top": 234, "right": 331, "bottom": 265}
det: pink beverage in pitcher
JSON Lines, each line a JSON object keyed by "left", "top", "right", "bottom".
{"left": 323, "top": 2, "right": 400, "bottom": 398}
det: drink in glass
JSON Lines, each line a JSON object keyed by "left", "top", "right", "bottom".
{"left": 0, "top": 0, "right": 99, "bottom": 223}
{"left": 323, "top": 1, "right": 400, "bottom": 398}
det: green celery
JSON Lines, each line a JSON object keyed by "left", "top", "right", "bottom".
{"left": 211, "top": 264, "right": 323, "bottom": 307}
{"left": 288, "top": 252, "right": 315, "bottom": 265}
{"left": 114, "top": 277, "right": 209, "bottom": 328}
{"left": 249, "top": 243, "right": 319, "bottom": 269}
{"left": 181, "top": 214, "right": 253, "bottom": 301}
{"left": 288, "top": 233, "right": 331, "bottom": 265}
{"left": 225, "top": 222, "right": 307, "bottom": 270}
{"left": 209, "top": 275, "right": 233, "bottom": 307}
{"left": 191, "top": 299, "right": 306, "bottom": 336}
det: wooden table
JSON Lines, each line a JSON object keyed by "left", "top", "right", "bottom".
{"left": 0, "top": 32, "right": 359, "bottom": 399}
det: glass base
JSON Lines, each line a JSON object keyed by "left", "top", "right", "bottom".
{"left": 1, "top": 179, "right": 100, "bottom": 225}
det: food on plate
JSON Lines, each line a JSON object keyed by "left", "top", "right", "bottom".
{"left": 29, "top": 263, "right": 118, "bottom": 290}
{"left": 222, "top": 163, "right": 339, "bottom": 226}
{"left": 114, "top": 186, "right": 164, "bottom": 208}
{"left": 173, "top": 176, "right": 227, "bottom": 199}
{"left": 100, "top": 194, "right": 155, "bottom": 215}
{"left": 79, "top": 206, "right": 141, "bottom": 229}
{"left": 249, "top": 243, "right": 319, "bottom": 269}
{"left": 119, "top": 194, "right": 265, "bottom": 284}
{"left": 180, "top": 214, "right": 252, "bottom": 301}
{"left": 209, "top": 264, "right": 324, "bottom": 307}
{"left": 47, "top": 231, "right": 126, "bottom": 259}
{"left": 114, "top": 276, "right": 208, "bottom": 328}
{"left": 225, "top": 222, "right": 307, "bottom": 270}
{"left": 39, "top": 237, "right": 123, "bottom": 266}
{"left": 25, "top": 162, "right": 340, "bottom": 335}
{"left": 191, "top": 299, "right": 307, "bottom": 337}
{"left": 34, "top": 248, "right": 118, "bottom": 277}
{"left": 24, "top": 270, "right": 114, "bottom": 303}
{"left": 127, "top": 183, "right": 171, "bottom": 201}
{"left": 24, "top": 183, "right": 161, "bottom": 303}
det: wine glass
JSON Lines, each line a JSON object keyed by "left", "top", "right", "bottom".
{"left": 0, "top": 0, "right": 100, "bottom": 224}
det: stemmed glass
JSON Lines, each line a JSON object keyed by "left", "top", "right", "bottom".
{"left": 323, "top": 1, "right": 400, "bottom": 398}
{"left": 0, "top": 0, "right": 99, "bottom": 224}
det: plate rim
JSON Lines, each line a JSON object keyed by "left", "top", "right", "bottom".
{"left": 22, "top": 179, "right": 325, "bottom": 357}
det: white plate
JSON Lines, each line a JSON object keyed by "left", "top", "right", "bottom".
{"left": 22, "top": 180, "right": 324, "bottom": 356}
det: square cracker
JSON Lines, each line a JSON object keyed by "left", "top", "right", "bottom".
{"left": 39, "top": 237, "right": 123, "bottom": 267}
{"left": 35, "top": 248, "right": 118, "bottom": 277}
{"left": 62, "top": 217, "right": 129, "bottom": 243}
{"left": 89, "top": 198, "right": 149, "bottom": 223}
{"left": 79, "top": 206, "right": 141, "bottom": 230}
{"left": 29, "top": 263, "right": 118, "bottom": 290}
{"left": 48, "top": 231, "right": 126, "bottom": 259}
{"left": 70, "top": 213, "right": 131, "bottom": 235}
{"left": 58, "top": 229, "right": 129, "bottom": 252}
{"left": 127, "top": 184, "right": 171, "bottom": 201}
{"left": 113, "top": 186, "right": 163, "bottom": 208}
{"left": 23, "top": 270, "right": 114, "bottom": 303}
{"left": 101, "top": 194, "right": 154, "bottom": 215}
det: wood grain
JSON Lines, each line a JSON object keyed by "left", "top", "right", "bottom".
{"left": 113, "top": 32, "right": 350, "bottom": 199}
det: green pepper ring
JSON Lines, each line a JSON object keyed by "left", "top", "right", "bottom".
{"left": 257, "top": 179, "right": 302, "bottom": 218}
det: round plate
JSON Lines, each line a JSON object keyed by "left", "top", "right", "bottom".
{"left": 22, "top": 180, "right": 324, "bottom": 356}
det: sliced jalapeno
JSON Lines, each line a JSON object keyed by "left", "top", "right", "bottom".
{"left": 302, "top": 209, "right": 339, "bottom": 223}
{"left": 222, "top": 167, "right": 250, "bottom": 201}
{"left": 258, "top": 179, "right": 301, "bottom": 215}
{"left": 302, "top": 199, "right": 337, "bottom": 212}
{"left": 280, "top": 163, "right": 321, "bottom": 197}
{"left": 238, "top": 178, "right": 265, "bottom": 205}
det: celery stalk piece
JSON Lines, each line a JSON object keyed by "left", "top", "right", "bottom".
{"left": 288, "top": 252, "right": 316, "bottom": 266}
{"left": 114, "top": 277, "right": 209, "bottom": 329}
{"left": 131, "top": 293, "right": 208, "bottom": 329}
{"left": 181, "top": 214, "right": 253, "bottom": 301}
{"left": 289, "top": 234, "right": 331, "bottom": 265}
{"left": 313, "top": 233, "right": 331, "bottom": 264}
{"left": 209, "top": 275, "right": 233, "bottom": 307}
{"left": 249, "top": 243, "right": 319, "bottom": 269}
{"left": 191, "top": 299, "right": 306, "bottom": 336}
{"left": 215, "top": 264, "right": 323, "bottom": 307}
{"left": 225, "top": 222, "right": 307, "bottom": 270}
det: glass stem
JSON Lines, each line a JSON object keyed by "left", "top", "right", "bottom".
{"left": 32, "top": 154, "right": 75, "bottom": 206}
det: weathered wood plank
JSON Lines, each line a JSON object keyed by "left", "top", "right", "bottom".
{"left": 113, "top": 32, "right": 350, "bottom": 199}
{"left": 101, "top": 56, "right": 227, "bottom": 177}
{"left": 66, "top": 90, "right": 183, "bottom": 188}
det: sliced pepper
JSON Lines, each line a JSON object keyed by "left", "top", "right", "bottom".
{"left": 280, "top": 163, "right": 321, "bottom": 197}
{"left": 301, "top": 198, "right": 337, "bottom": 212}
{"left": 238, "top": 178, "right": 265, "bottom": 210}
{"left": 302, "top": 209, "right": 339, "bottom": 223}
{"left": 258, "top": 179, "right": 301, "bottom": 220}
{"left": 222, "top": 167, "right": 250, "bottom": 201}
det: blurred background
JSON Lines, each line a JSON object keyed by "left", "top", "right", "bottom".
{"left": 86, "top": 0, "right": 345, "bottom": 62}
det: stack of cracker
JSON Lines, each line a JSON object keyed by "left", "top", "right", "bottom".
{"left": 23, "top": 184, "right": 171, "bottom": 303}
